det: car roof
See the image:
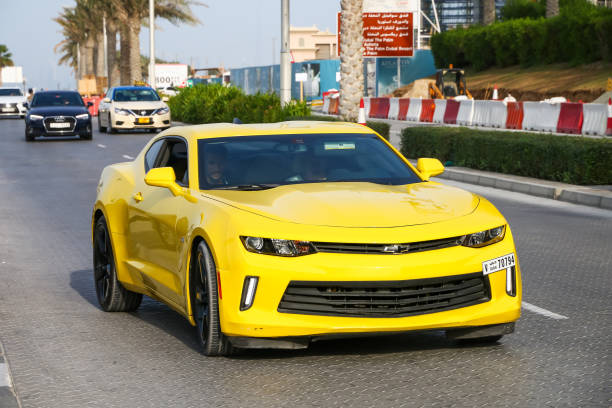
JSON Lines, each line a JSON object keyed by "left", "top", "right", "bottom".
{"left": 164, "top": 121, "right": 377, "bottom": 141}
{"left": 34, "top": 90, "right": 80, "bottom": 95}
{"left": 114, "top": 86, "right": 155, "bottom": 91}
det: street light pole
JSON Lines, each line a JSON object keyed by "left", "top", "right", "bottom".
{"left": 149, "top": 0, "right": 156, "bottom": 88}
{"left": 280, "top": 0, "right": 290, "bottom": 106}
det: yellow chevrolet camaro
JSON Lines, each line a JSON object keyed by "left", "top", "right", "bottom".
{"left": 91, "top": 121, "right": 521, "bottom": 356}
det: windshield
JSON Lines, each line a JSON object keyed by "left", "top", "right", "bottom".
{"left": 31, "top": 92, "right": 84, "bottom": 107}
{"left": 0, "top": 88, "right": 23, "bottom": 96}
{"left": 114, "top": 88, "right": 160, "bottom": 102}
{"left": 197, "top": 134, "right": 422, "bottom": 190}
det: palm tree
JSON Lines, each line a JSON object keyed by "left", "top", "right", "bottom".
{"left": 111, "top": 0, "right": 203, "bottom": 84}
{"left": 483, "top": 0, "right": 496, "bottom": 25}
{"left": 546, "top": 0, "right": 559, "bottom": 17}
{"left": 0, "top": 44, "right": 14, "bottom": 68}
{"left": 339, "top": 0, "right": 364, "bottom": 122}
{"left": 54, "top": 7, "right": 86, "bottom": 78}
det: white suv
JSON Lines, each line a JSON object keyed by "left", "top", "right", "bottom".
{"left": 98, "top": 86, "right": 171, "bottom": 133}
{"left": 0, "top": 87, "right": 27, "bottom": 118}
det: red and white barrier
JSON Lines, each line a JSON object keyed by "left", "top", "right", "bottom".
{"left": 322, "top": 95, "right": 331, "bottom": 114}
{"left": 472, "top": 100, "right": 490, "bottom": 127}
{"left": 363, "top": 97, "right": 371, "bottom": 119}
{"left": 581, "top": 103, "right": 608, "bottom": 136}
{"left": 523, "top": 102, "right": 561, "bottom": 132}
{"left": 387, "top": 98, "right": 400, "bottom": 120}
{"left": 443, "top": 100, "right": 460, "bottom": 124}
{"left": 432, "top": 99, "right": 447, "bottom": 123}
{"left": 456, "top": 99, "right": 474, "bottom": 126}
{"left": 419, "top": 99, "right": 436, "bottom": 122}
{"left": 506, "top": 101, "right": 524, "bottom": 130}
{"left": 487, "top": 101, "right": 507, "bottom": 128}
{"left": 607, "top": 98, "right": 612, "bottom": 136}
{"left": 397, "top": 98, "right": 410, "bottom": 121}
{"left": 556, "top": 102, "right": 583, "bottom": 134}
{"left": 406, "top": 98, "right": 422, "bottom": 122}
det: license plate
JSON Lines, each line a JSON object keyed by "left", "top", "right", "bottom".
{"left": 483, "top": 253, "right": 516, "bottom": 275}
{"left": 2, "top": 108, "right": 15, "bottom": 112}
{"left": 49, "top": 122, "right": 71, "bottom": 129}
{"left": 137, "top": 117, "right": 151, "bottom": 124}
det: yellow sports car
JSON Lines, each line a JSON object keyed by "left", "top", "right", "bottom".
{"left": 92, "top": 121, "right": 521, "bottom": 356}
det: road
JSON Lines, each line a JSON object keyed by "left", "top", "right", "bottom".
{"left": 0, "top": 117, "right": 610, "bottom": 407}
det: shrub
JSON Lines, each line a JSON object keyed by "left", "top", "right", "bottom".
{"left": 400, "top": 127, "right": 612, "bottom": 185}
{"left": 168, "top": 84, "right": 310, "bottom": 124}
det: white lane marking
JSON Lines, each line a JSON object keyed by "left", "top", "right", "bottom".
{"left": 122, "top": 155, "right": 134, "bottom": 160}
{"left": 97, "top": 144, "right": 106, "bottom": 148}
{"left": 0, "top": 363, "right": 10, "bottom": 387}
{"left": 522, "top": 301, "right": 568, "bottom": 320}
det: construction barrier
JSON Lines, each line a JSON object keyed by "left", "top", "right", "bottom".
{"left": 363, "top": 97, "right": 371, "bottom": 119}
{"left": 371, "top": 98, "right": 391, "bottom": 119}
{"left": 581, "top": 103, "right": 608, "bottom": 136}
{"left": 506, "top": 102, "right": 524, "bottom": 130}
{"left": 322, "top": 95, "right": 331, "bottom": 114}
{"left": 432, "top": 99, "right": 447, "bottom": 123}
{"left": 82, "top": 96, "right": 101, "bottom": 116}
{"left": 406, "top": 98, "right": 422, "bottom": 122}
{"left": 419, "top": 99, "right": 436, "bottom": 122}
{"left": 608, "top": 100, "right": 612, "bottom": 136}
{"left": 523, "top": 102, "right": 561, "bottom": 132}
{"left": 387, "top": 98, "right": 400, "bottom": 120}
{"left": 488, "top": 101, "right": 507, "bottom": 128}
{"left": 398, "top": 98, "right": 410, "bottom": 121}
{"left": 329, "top": 96, "right": 339, "bottom": 115}
{"left": 456, "top": 99, "right": 474, "bottom": 126}
{"left": 472, "top": 100, "right": 490, "bottom": 127}
{"left": 556, "top": 102, "right": 583, "bottom": 134}
{"left": 368, "top": 98, "right": 382, "bottom": 118}
{"left": 443, "top": 100, "right": 460, "bottom": 124}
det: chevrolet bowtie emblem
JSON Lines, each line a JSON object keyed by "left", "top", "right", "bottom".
{"left": 382, "top": 244, "right": 409, "bottom": 253}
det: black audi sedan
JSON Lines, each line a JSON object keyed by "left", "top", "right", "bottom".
{"left": 24, "top": 90, "right": 93, "bottom": 141}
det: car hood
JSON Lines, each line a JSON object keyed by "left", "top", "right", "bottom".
{"left": 29, "top": 106, "right": 89, "bottom": 116}
{"left": 113, "top": 101, "right": 166, "bottom": 109}
{"left": 203, "top": 182, "right": 480, "bottom": 228}
{"left": 0, "top": 95, "right": 26, "bottom": 104}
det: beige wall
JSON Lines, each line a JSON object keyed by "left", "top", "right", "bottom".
{"left": 290, "top": 26, "right": 337, "bottom": 63}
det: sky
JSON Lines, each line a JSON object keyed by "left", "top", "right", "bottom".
{"left": 0, "top": 0, "right": 340, "bottom": 90}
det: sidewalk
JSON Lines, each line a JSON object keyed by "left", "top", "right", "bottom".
{"left": 171, "top": 120, "right": 612, "bottom": 211}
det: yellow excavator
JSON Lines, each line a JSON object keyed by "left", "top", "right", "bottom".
{"left": 429, "top": 65, "right": 472, "bottom": 99}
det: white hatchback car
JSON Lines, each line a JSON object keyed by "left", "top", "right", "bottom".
{"left": 98, "top": 86, "right": 171, "bottom": 133}
{"left": 0, "top": 87, "right": 27, "bottom": 118}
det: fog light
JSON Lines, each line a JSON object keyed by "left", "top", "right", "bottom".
{"left": 240, "top": 276, "right": 259, "bottom": 311}
{"left": 506, "top": 267, "right": 516, "bottom": 297}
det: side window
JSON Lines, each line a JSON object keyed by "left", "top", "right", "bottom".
{"left": 144, "top": 139, "right": 165, "bottom": 172}
{"left": 152, "top": 138, "right": 189, "bottom": 186}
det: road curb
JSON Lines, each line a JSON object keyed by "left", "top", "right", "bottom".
{"left": 437, "top": 167, "right": 612, "bottom": 210}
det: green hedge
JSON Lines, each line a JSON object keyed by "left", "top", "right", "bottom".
{"left": 431, "top": 1, "right": 612, "bottom": 70}
{"left": 168, "top": 84, "right": 310, "bottom": 124}
{"left": 400, "top": 127, "right": 612, "bottom": 185}
{"left": 286, "top": 115, "right": 391, "bottom": 140}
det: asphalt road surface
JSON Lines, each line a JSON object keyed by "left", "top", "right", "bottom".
{"left": 0, "top": 117, "right": 610, "bottom": 408}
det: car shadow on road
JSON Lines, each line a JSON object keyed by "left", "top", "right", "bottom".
{"left": 69, "top": 269, "right": 505, "bottom": 359}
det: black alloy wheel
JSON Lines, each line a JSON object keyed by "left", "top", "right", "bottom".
{"left": 81, "top": 125, "right": 92, "bottom": 140}
{"left": 24, "top": 127, "right": 34, "bottom": 142}
{"left": 93, "top": 216, "right": 142, "bottom": 312}
{"left": 190, "top": 241, "right": 232, "bottom": 356}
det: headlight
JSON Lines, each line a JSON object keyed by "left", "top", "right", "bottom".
{"left": 76, "top": 113, "right": 89, "bottom": 120}
{"left": 240, "top": 236, "right": 316, "bottom": 256}
{"left": 29, "top": 114, "right": 43, "bottom": 120}
{"left": 114, "top": 107, "right": 132, "bottom": 115}
{"left": 155, "top": 107, "right": 169, "bottom": 115}
{"left": 461, "top": 226, "right": 505, "bottom": 248}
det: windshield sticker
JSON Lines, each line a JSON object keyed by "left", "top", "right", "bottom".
{"left": 324, "top": 142, "right": 355, "bottom": 150}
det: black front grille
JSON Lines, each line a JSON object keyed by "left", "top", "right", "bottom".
{"left": 43, "top": 116, "right": 76, "bottom": 132}
{"left": 134, "top": 109, "right": 156, "bottom": 116}
{"left": 278, "top": 272, "right": 490, "bottom": 318}
{"left": 312, "top": 236, "right": 461, "bottom": 255}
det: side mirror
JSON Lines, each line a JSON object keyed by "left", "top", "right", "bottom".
{"left": 144, "top": 167, "right": 182, "bottom": 196}
{"left": 162, "top": 96, "right": 169, "bottom": 102}
{"left": 87, "top": 101, "right": 94, "bottom": 107}
{"left": 416, "top": 158, "right": 444, "bottom": 180}
{"left": 23, "top": 102, "right": 29, "bottom": 110}
{"left": 103, "top": 97, "right": 111, "bottom": 103}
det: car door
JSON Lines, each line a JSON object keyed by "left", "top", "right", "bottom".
{"left": 126, "top": 137, "right": 190, "bottom": 308}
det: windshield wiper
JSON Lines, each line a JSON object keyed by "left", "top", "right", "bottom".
{"left": 213, "top": 183, "right": 280, "bottom": 191}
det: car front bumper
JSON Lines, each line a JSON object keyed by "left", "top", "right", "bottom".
{"left": 26, "top": 118, "right": 91, "bottom": 137}
{"left": 112, "top": 112, "right": 170, "bottom": 129}
{"left": 216, "top": 230, "right": 522, "bottom": 340}
{"left": 0, "top": 104, "right": 26, "bottom": 116}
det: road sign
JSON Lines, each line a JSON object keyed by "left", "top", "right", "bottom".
{"left": 363, "top": 12, "right": 413, "bottom": 57}
{"left": 295, "top": 72, "right": 308, "bottom": 82}
{"left": 1, "top": 66, "right": 23, "bottom": 84}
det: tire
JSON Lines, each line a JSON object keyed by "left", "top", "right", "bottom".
{"left": 98, "top": 116, "right": 107, "bottom": 133}
{"left": 25, "top": 128, "right": 34, "bottom": 142}
{"left": 81, "top": 125, "right": 93, "bottom": 140}
{"left": 93, "top": 216, "right": 142, "bottom": 312}
{"left": 190, "top": 241, "right": 232, "bottom": 356}
{"left": 107, "top": 114, "right": 116, "bottom": 134}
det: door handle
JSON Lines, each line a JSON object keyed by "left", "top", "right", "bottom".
{"left": 133, "top": 192, "right": 143, "bottom": 202}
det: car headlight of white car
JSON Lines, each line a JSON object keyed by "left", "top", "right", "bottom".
{"left": 29, "top": 114, "right": 44, "bottom": 121}
{"left": 114, "top": 107, "right": 132, "bottom": 115}
{"left": 76, "top": 113, "right": 90, "bottom": 120}
{"left": 155, "top": 107, "right": 170, "bottom": 115}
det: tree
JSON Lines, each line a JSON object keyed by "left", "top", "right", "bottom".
{"left": 483, "top": 0, "right": 497, "bottom": 24}
{"left": 546, "top": 0, "right": 559, "bottom": 17}
{"left": 339, "top": 0, "right": 364, "bottom": 122}
{"left": 111, "top": 0, "right": 203, "bottom": 84}
{"left": 0, "top": 44, "right": 14, "bottom": 68}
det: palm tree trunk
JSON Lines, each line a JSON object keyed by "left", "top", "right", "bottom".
{"left": 84, "top": 35, "right": 95, "bottom": 76}
{"left": 127, "top": 14, "right": 142, "bottom": 83}
{"left": 107, "top": 22, "right": 120, "bottom": 87}
{"left": 483, "top": 0, "right": 496, "bottom": 25}
{"left": 339, "top": 0, "right": 364, "bottom": 122}
{"left": 95, "top": 32, "right": 105, "bottom": 78}
{"left": 546, "top": 0, "right": 559, "bottom": 18}
{"left": 119, "top": 25, "right": 131, "bottom": 85}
